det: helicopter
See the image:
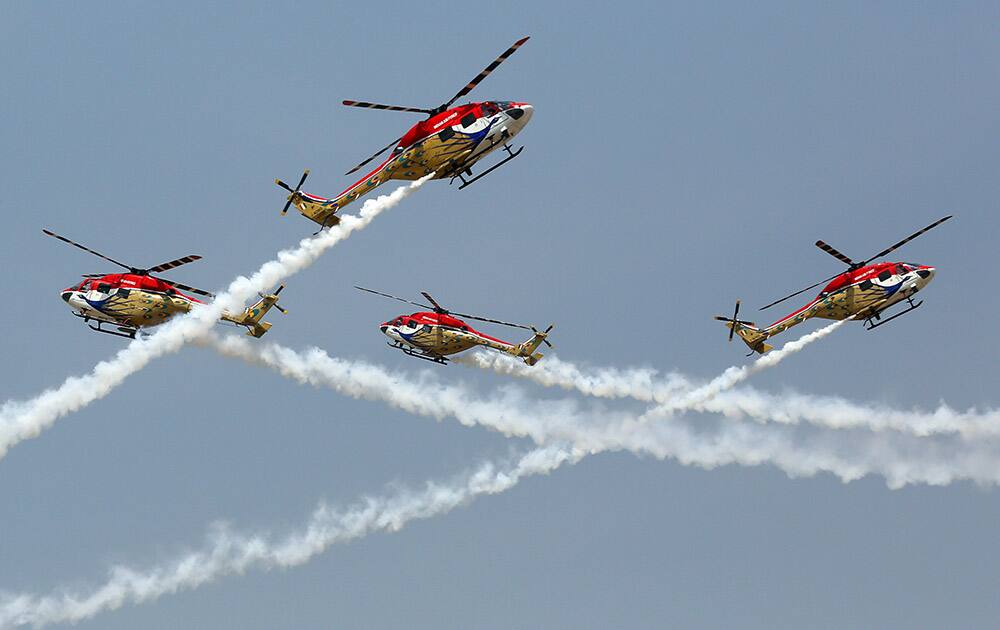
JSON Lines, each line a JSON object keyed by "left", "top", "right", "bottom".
{"left": 716, "top": 216, "right": 951, "bottom": 355}
{"left": 275, "top": 36, "right": 533, "bottom": 230}
{"left": 44, "top": 229, "right": 286, "bottom": 339}
{"left": 355, "top": 286, "right": 552, "bottom": 365}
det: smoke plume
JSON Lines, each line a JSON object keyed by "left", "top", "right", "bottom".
{"left": 0, "top": 177, "right": 431, "bottom": 463}
{"left": 0, "top": 444, "right": 579, "bottom": 628}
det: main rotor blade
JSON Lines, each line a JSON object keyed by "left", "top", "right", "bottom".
{"left": 148, "top": 255, "right": 202, "bottom": 273}
{"left": 449, "top": 311, "right": 533, "bottom": 331}
{"left": 815, "top": 240, "right": 855, "bottom": 267}
{"left": 354, "top": 286, "right": 431, "bottom": 310}
{"left": 440, "top": 36, "right": 530, "bottom": 110}
{"left": 341, "top": 100, "right": 432, "bottom": 114}
{"left": 862, "top": 215, "right": 953, "bottom": 265}
{"left": 161, "top": 279, "right": 214, "bottom": 298}
{"left": 420, "top": 291, "right": 447, "bottom": 313}
{"left": 759, "top": 271, "right": 845, "bottom": 311}
{"left": 345, "top": 136, "right": 403, "bottom": 175}
{"left": 42, "top": 229, "right": 134, "bottom": 271}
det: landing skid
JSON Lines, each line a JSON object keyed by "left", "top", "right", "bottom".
{"left": 388, "top": 341, "right": 448, "bottom": 365}
{"left": 865, "top": 297, "right": 923, "bottom": 331}
{"left": 450, "top": 143, "right": 524, "bottom": 190}
{"left": 73, "top": 313, "right": 139, "bottom": 339}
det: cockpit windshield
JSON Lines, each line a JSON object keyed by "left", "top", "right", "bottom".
{"left": 481, "top": 102, "right": 499, "bottom": 116}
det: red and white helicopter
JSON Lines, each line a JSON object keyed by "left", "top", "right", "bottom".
{"left": 356, "top": 286, "right": 552, "bottom": 365}
{"left": 275, "top": 36, "right": 533, "bottom": 230}
{"left": 45, "top": 229, "right": 285, "bottom": 339}
{"left": 716, "top": 216, "right": 951, "bottom": 355}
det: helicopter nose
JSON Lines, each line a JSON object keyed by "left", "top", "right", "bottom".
{"left": 61, "top": 291, "right": 72, "bottom": 303}
{"left": 380, "top": 324, "right": 389, "bottom": 334}
{"left": 916, "top": 267, "right": 935, "bottom": 281}
{"left": 506, "top": 103, "right": 533, "bottom": 123}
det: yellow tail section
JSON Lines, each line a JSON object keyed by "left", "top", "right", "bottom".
{"left": 515, "top": 325, "right": 553, "bottom": 366}
{"left": 221, "top": 285, "right": 287, "bottom": 338}
{"left": 724, "top": 322, "right": 774, "bottom": 355}
{"left": 289, "top": 194, "right": 342, "bottom": 228}
{"left": 275, "top": 170, "right": 343, "bottom": 229}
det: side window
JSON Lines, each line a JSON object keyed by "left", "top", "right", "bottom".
{"left": 97, "top": 283, "right": 111, "bottom": 292}
{"left": 859, "top": 280, "right": 874, "bottom": 290}
{"left": 460, "top": 113, "right": 477, "bottom": 128}
{"left": 877, "top": 270, "right": 892, "bottom": 282}
{"left": 439, "top": 127, "right": 455, "bottom": 142}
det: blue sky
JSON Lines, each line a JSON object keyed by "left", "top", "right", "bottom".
{"left": 2, "top": 2, "right": 999, "bottom": 628}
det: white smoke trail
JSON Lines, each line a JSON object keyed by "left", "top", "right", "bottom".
{"left": 641, "top": 319, "right": 848, "bottom": 418}
{"left": 5, "top": 330, "right": 995, "bottom": 626}
{"left": 0, "top": 176, "right": 431, "bottom": 462}
{"left": 453, "top": 353, "right": 691, "bottom": 403}
{"left": 460, "top": 325, "right": 1000, "bottom": 439}
{"left": 0, "top": 444, "right": 580, "bottom": 628}
{"left": 458, "top": 320, "right": 846, "bottom": 413}
{"left": 199, "top": 333, "right": 1000, "bottom": 488}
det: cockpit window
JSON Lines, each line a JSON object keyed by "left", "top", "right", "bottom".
{"left": 460, "top": 112, "right": 477, "bottom": 128}
{"left": 97, "top": 283, "right": 111, "bottom": 292}
{"left": 481, "top": 102, "right": 498, "bottom": 116}
{"left": 877, "top": 270, "right": 892, "bottom": 282}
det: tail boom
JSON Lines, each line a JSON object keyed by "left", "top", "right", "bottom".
{"left": 278, "top": 160, "right": 396, "bottom": 228}
{"left": 221, "top": 286, "right": 286, "bottom": 338}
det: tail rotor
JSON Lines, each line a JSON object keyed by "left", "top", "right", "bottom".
{"left": 275, "top": 170, "right": 310, "bottom": 216}
{"left": 531, "top": 324, "right": 554, "bottom": 348}
{"left": 259, "top": 284, "right": 288, "bottom": 314}
{"left": 714, "top": 300, "right": 756, "bottom": 342}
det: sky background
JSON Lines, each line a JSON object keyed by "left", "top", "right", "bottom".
{"left": 2, "top": 1, "right": 999, "bottom": 628}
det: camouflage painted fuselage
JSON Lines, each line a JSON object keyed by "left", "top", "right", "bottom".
{"left": 61, "top": 274, "right": 200, "bottom": 330}
{"left": 380, "top": 311, "right": 547, "bottom": 365}
{"left": 60, "top": 273, "right": 280, "bottom": 337}
{"left": 728, "top": 261, "right": 936, "bottom": 353}
{"left": 287, "top": 101, "right": 533, "bottom": 227}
